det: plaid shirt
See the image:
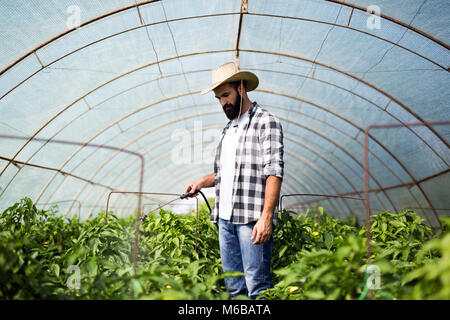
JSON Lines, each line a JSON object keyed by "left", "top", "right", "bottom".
{"left": 212, "top": 102, "right": 284, "bottom": 224}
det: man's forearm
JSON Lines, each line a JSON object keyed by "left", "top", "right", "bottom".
{"left": 261, "top": 175, "right": 282, "bottom": 220}
{"left": 252, "top": 175, "right": 282, "bottom": 244}
{"left": 184, "top": 173, "right": 214, "bottom": 195}
{"left": 199, "top": 173, "right": 215, "bottom": 188}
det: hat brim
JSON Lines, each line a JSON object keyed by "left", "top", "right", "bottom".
{"left": 200, "top": 71, "right": 259, "bottom": 95}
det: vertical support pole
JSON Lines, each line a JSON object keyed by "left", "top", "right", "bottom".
{"left": 130, "top": 155, "right": 144, "bottom": 300}
{"left": 235, "top": 0, "right": 248, "bottom": 64}
{"left": 363, "top": 127, "right": 373, "bottom": 299}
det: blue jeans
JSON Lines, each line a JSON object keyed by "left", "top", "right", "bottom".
{"left": 218, "top": 218, "right": 273, "bottom": 299}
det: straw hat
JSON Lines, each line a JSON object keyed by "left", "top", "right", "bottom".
{"left": 200, "top": 62, "right": 259, "bottom": 95}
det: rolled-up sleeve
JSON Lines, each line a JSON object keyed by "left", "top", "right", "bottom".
{"left": 260, "top": 114, "right": 284, "bottom": 179}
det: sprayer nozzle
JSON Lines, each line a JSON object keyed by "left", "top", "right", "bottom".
{"left": 180, "top": 192, "right": 197, "bottom": 199}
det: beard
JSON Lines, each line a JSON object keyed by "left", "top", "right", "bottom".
{"left": 222, "top": 91, "right": 242, "bottom": 121}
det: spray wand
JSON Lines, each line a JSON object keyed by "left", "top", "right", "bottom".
{"left": 140, "top": 190, "right": 211, "bottom": 222}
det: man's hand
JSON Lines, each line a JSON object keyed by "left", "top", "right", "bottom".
{"left": 250, "top": 175, "right": 281, "bottom": 244}
{"left": 251, "top": 215, "right": 272, "bottom": 245}
{"left": 183, "top": 173, "right": 215, "bottom": 199}
{"left": 183, "top": 180, "right": 202, "bottom": 198}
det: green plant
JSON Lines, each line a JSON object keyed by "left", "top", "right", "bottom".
{"left": 401, "top": 216, "right": 450, "bottom": 299}
{"left": 1, "top": 198, "right": 448, "bottom": 300}
{"left": 262, "top": 234, "right": 367, "bottom": 300}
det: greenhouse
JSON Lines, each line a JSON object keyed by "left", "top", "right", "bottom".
{"left": 0, "top": 0, "right": 449, "bottom": 301}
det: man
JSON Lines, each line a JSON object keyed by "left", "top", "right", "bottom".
{"left": 184, "top": 62, "right": 284, "bottom": 299}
